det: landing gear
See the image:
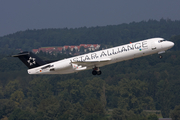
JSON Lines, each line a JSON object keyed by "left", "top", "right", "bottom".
{"left": 97, "top": 71, "right": 102, "bottom": 75}
{"left": 92, "top": 67, "right": 101, "bottom": 75}
{"left": 92, "top": 70, "right": 97, "bottom": 75}
{"left": 158, "top": 51, "right": 165, "bottom": 59}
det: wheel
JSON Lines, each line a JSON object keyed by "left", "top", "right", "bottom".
{"left": 92, "top": 70, "right": 97, "bottom": 75}
{"left": 97, "top": 71, "right": 102, "bottom": 75}
{"left": 159, "top": 55, "right": 163, "bottom": 59}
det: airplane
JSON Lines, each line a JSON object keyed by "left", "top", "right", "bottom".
{"left": 13, "top": 38, "right": 174, "bottom": 75}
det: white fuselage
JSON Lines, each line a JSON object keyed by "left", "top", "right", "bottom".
{"left": 28, "top": 38, "right": 174, "bottom": 74}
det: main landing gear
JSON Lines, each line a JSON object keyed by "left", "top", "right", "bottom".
{"left": 159, "top": 55, "right": 163, "bottom": 59}
{"left": 92, "top": 67, "right": 101, "bottom": 75}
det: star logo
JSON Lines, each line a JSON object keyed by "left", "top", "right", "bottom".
{"left": 27, "top": 57, "right": 36, "bottom": 66}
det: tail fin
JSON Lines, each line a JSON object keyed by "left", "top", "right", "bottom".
{"left": 12, "top": 51, "right": 47, "bottom": 69}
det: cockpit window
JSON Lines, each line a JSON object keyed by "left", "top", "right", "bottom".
{"left": 158, "top": 40, "right": 165, "bottom": 43}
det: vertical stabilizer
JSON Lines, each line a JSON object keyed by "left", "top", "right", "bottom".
{"left": 12, "top": 51, "right": 46, "bottom": 69}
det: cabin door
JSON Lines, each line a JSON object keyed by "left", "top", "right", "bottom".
{"left": 151, "top": 42, "right": 156, "bottom": 50}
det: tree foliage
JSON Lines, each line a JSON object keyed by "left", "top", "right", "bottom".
{"left": 0, "top": 19, "right": 180, "bottom": 119}
{"left": 170, "top": 105, "right": 180, "bottom": 120}
{"left": 1, "top": 19, "right": 180, "bottom": 55}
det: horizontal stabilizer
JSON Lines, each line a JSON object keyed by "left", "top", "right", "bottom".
{"left": 12, "top": 52, "right": 29, "bottom": 57}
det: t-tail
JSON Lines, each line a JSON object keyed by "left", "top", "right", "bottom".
{"left": 12, "top": 51, "right": 47, "bottom": 69}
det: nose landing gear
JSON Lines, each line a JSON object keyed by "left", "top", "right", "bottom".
{"left": 158, "top": 51, "right": 165, "bottom": 59}
{"left": 159, "top": 55, "right": 163, "bottom": 59}
{"left": 92, "top": 67, "right": 101, "bottom": 75}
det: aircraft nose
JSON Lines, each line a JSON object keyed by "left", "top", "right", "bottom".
{"left": 169, "top": 41, "right": 174, "bottom": 48}
{"left": 162, "top": 41, "right": 174, "bottom": 49}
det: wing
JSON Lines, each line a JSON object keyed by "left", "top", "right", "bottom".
{"left": 71, "top": 58, "right": 111, "bottom": 69}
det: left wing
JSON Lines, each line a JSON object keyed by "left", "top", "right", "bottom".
{"left": 71, "top": 58, "right": 111, "bottom": 70}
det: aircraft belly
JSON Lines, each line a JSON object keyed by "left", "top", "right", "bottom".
{"left": 29, "top": 67, "right": 74, "bottom": 74}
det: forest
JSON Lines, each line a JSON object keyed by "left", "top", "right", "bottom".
{"left": 0, "top": 19, "right": 180, "bottom": 120}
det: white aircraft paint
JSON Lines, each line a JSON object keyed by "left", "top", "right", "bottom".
{"left": 22, "top": 38, "right": 174, "bottom": 75}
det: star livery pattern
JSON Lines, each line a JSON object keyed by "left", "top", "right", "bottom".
{"left": 27, "top": 57, "right": 36, "bottom": 66}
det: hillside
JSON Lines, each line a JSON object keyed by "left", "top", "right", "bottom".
{"left": 0, "top": 19, "right": 180, "bottom": 119}
{"left": 1, "top": 19, "right": 180, "bottom": 55}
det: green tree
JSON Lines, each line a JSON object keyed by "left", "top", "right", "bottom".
{"left": 5, "top": 80, "right": 21, "bottom": 97}
{"left": 27, "top": 78, "right": 53, "bottom": 107}
{"left": 37, "top": 97, "right": 60, "bottom": 120}
{"left": 111, "top": 108, "right": 134, "bottom": 120}
{"left": 8, "top": 108, "right": 35, "bottom": 120}
{"left": 83, "top": 78, "right": 105, "bottom": 101}
{"left": 100, "top": 82, "right": 107, "bottom": 111}
{"left": 10, "top": 90, "right": 24, "bottom": 107}
{"left": 156, "top": 79, "right": 172, "bottom": 118}
{"left": 80, "top": 46, "right": 85, "bottom": 52}
{"left": 83, "top": 99, "right": 105, "bottom": 120}
{"left": 57, "top": 79, "right": 83, "bottom": 103}
{"left": 0, "top": 99, "right": 16, "bottom": 118}
{"left": 117, "top": 79, "right": 155, "bottom": 114}
{"left": 37, "top": 98, "right": 73, "bottom": 120}
{"left": 69, "top": 102, "right": 84, "bottom": 120}
{"left": 147, "top": 114, "right": 158, "bottom": 120}
{"left": 170, "top": 105, "right": 180, "bottom": 120}
{"left": 0, "top": 87, "right": 3, "bottom": 99}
